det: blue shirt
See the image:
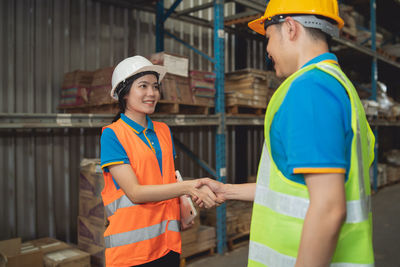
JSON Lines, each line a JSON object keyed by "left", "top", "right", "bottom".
{"left": 270, "top": 53, "right": 353, "bottom": 185}
{"left": 100, "top": 113, "right": 176, "bottom": 189}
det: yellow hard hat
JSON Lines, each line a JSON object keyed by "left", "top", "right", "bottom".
{"left": 248, "top": 0, "right": 344, "bottom": 36}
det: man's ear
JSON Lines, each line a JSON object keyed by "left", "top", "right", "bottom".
{"left": 283, "top": 17, "right": 299, "bottom": 40}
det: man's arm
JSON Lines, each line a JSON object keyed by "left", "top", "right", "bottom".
{"left": 295, "top": 173, "right": 347, "bottom": 267}
{"left": 196, "top": 178, "right": 256, "bottom": 202}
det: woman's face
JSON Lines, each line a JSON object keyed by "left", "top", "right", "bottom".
{"left": 124, "top": 74, "right": 160, "bottom": 116}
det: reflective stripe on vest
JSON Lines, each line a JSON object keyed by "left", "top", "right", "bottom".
{"left": 254, "top": 143, "right": 371, "bottom": 223}
{"left": 105, "top": 220, "right": 180, "bottom": 248}
{"left": 105, "top": 194, "right": 138, "bottom": 217}
{"left": 249, "top": 241, "right": 374, "bottom": 267}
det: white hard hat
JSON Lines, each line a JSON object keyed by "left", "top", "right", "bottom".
{"left": 111, "top": 55, "right": 167, "bottom": 100}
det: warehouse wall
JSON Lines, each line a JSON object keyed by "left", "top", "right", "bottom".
{"left": 0, "top": 0, "right": 266, "bottom": 242}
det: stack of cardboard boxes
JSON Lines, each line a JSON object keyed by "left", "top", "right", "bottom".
{"left": 225, "top": 69, "right": 280, "bottom": 110}
{"left": 77, "top": 159, "right": 106, "bottom": 267}
{"left": 88, "top": 67, "right": 116, "bottom": 106}
{"left": 59, "top": 71, "right": 93, "bottom": 107}
{"left": 150, "top": 52, "right": 194, "bottom": 105}
{"left": 0, "top": 237, "right": 90, "bottom": 267}
{"left": 190, "top": 70, "right": 216, "bottom": 107}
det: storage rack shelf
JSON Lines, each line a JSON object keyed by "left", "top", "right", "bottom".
{"left": 2, "top": 113, "right": 399, "bottom": 129}
{"left": 2, "top": 0, "right": 400, "bottom": 255}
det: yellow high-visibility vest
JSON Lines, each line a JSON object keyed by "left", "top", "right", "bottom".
{"left": 248, "top": 62, "right": 375, "bottom": 267}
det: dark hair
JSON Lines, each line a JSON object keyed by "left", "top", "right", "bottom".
{"left": 112, "top": 71, "right": 160, "bottom": 122}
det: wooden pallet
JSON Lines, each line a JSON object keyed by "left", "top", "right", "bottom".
{"left": 227, "top": 231, "right": 250, "bottom": 251}
{"left": 156, "top": 100, "right": 211, "bottom": 115}
{"left": 227, "top": 105, "right": 266, "bottom": 115}
{"left": 180, "top": 247, "right": 215, "bottom": 267}
{"left": 59, "top": 100, "right": 212, "bottom": 115}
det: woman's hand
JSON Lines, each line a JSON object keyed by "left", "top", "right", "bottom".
{"left": 181, "top": 219, "right": 195, "bottom": 231}
{"left": 183, "top": 180, "right": 218, "bottom": 208}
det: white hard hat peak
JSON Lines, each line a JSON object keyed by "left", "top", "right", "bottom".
{"left": 111, "top": 55, "right": 167, "bottom": 100}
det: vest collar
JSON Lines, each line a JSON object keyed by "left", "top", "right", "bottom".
{"left": 301, "top": 52, "right": 338, "bottom": 69}
{"left": 120, "top": 113, "right": 154, "bottom": 134}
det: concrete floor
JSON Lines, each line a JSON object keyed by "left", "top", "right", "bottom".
{"left": 187, "top": 183, "right": 400, "bottom": 267}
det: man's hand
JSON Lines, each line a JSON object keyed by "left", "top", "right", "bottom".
{"left": 195, "top": 178, "right": 226, "bottom": 205}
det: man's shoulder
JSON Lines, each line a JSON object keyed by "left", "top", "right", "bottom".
{"left": 289, "top": 67, "right": 347, "bottom": 98}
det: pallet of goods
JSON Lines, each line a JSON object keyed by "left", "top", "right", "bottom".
{"left": 339, "top": 4, "right": 358, "bottom": 41}
{"left": 382, "top": 44, "right": 400, "bottom": 61}
{"left": 190, "top": 70, "right": 216, "bottom": 107}
{"left": 59, "top": 66, "right": 117, "bottom": 114}
{"left": 150, "top": 52, "right": 213, "bottom": 115}
{"left": 77, "top": 158, "right": 106, "bottom": 267}
{"left": 201, "top": 200, "right": 252, "bottom": 250}
{"left": 225, "top": 69, "right": 281, "bottom": 115}
{"left": 180, "top": 215, "right": 216, "bottom": 267}
{"left": 88, "top": 66, "right": 116, "bottom": 106}
{"left": 59, "top": 70, "right": 93, "bottom": 108}
{"left": 385, "top": 150, "right": 400, "bottom": 186}
{"left": 0, "top": 237, "right": 91, "bottom": 267}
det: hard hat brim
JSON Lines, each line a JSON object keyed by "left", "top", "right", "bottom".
{"left": 110, "top": 64, "right": 167, "bottom": 100}
{"left": 248, "top": 17, "right": 267, "bottom": 36}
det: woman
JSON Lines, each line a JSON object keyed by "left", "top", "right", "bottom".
{"left": 100, "top": 56, "right": 218, "bottom": 266}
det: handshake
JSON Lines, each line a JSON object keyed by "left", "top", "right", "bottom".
{"left": 186, "top": 178, "right": 226, "bottom": 209}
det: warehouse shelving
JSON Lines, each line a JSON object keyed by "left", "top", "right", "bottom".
{"left": 2, "top": 113, "right": 399, "bottom": 129}
{"left": 2, "top": 0, "right": 400, "bottom": 255}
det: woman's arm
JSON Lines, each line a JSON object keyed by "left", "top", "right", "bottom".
{"left": 109, "top": 164, "right": 218, "bottom": 208}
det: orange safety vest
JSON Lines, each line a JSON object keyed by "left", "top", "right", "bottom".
{"left": 101, "top": 119, "right": 181, "bottom": 267}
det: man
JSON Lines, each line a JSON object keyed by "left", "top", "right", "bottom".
{"left": 198, "top": 0, "right": 375, "bottom": 266}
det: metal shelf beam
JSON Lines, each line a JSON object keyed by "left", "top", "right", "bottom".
{"left": 0, "top": 113, "right": 223, "bottom": 128}
{"left": 2, "top": 113, "right": 398, "bottom": 129}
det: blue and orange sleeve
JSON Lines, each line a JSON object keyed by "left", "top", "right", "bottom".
{"left": 100, "top": 128, "right": 130, "bottom": 172}
{"left": 281, "top": 70, "right": 351, "bottom": 176}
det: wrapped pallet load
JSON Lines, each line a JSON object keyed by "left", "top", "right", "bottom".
{"left": 59, "top": 70, "right": 93, "bottom": 108}
{"left": 88, "top": 66, "right": 116, "bottom": 106}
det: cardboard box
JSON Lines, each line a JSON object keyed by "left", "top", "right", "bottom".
{"left": 62, "top": 70, "right": 93, "bottom": 89}
{"left": 79, "top": 194, "right": 106, "bottom": 225}
{"left": 0, "top": 238, "right": 43, "bottom": 267}
{"left": 88, "top": 84, "right": 116, "bottom": 106}
{"left": 149, "top": 52, "right": 189, "bottom": 77}
{"left": 77, "top": 239, "right": 105, "bottom": 267}
{"left": 21, "top": 238, "right": 70, "bottom": 255}
{"left": 160, "top": 74, "right": 193, "bottom": 104}
{"left": 91, "top": 67, "right": 114, "bottom": 87}
{"left": 79, "top": 159, "right": 104, "bottom": 198}
{"left": 78, "top": 216, "right": 105, "bottom": 247}
{"left": 44, "top": 248, "right": 90, "bottom": 267}
{"left": 189, "top": 70, "right": 216, "bottom": 82}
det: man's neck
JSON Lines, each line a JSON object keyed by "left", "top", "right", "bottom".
{"left": 296, "top": 41, "right": 329, "bottom": 70}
